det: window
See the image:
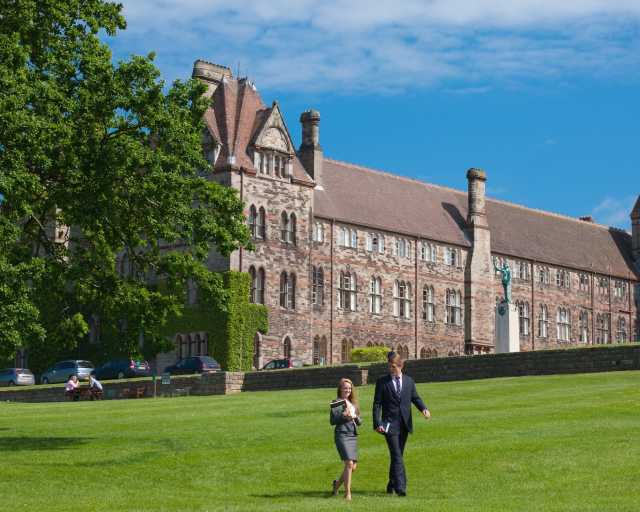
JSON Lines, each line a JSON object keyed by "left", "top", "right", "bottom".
{"left": 369, "top": 277, "right": 382, "bottom": 314}
{"left": 445, "top": 247, "right": 461, "bottom": 267}
{"left": 421, "top": 242, "right": 437, "bottom": 263}
{"left": 366, "top": 232, "right": 385, "bottom": 253}
{"left": 537, "top": 265, "right": 550, "bottom": 285}
{"left": 248, "top": 205, "right": 257, "bottom": 238}
{"left": 556, "top": 269, "right": 570, "bottom": 289}
{"left": 397, "top": 344, "right": 410, "bottom": 360}
{"left": 341, "top": 338, "right": 354, "bottom": 362}
{"left": 186, "top": 279, "right": 198, "bottom": 305}
{"left": 613, "top": 280, "right": 627, "bottom": 300}
{"left": 445, "top": 289, "right": 462, "bottom": 326}
{"left": 280, "top": 212, "right": 296, "bottom": 245}
{"left": 312, "top": 222, "right": 324, "bottom": 242}
{"left": 394, "top": 238, "right": 409, "bottom": 258}
{"left": 257, "top": 207, "right": 266, "bottom": 239}
{"left": 338, "top": 271, "right": 357, "bottom": 311}
{"left": 279, "top": 272, "right": 295, "bottom": 309}
{"left": 311, "top": 266, "right": 324, "bottom": 306}
{"left": 393, "top": 280, "right": 411, "bottom": 319}
{"left": 556, "top": 307, "right": 571, "bottom": 342}
{"left": 517, "top": 301, "right": 530, "bottom": 336}
{"left": 538, "top": 304, "right": 549, "bottom": 338}
{"left": 579, "top": 310, "right": 589, "bottom": 343}
{"left": 313, "top": 335, "right": 328, "bottom": 365}
{"left": 597, "top": 277, "right": 609, "bottom": 297}
{"left": 596, "top": 313, "right": 610, "bottom": 344}
{"left": 516, "top": 261, "right": 530, "bottom": 281}
{"left": 249, "top": 266, "right": 257, "bottom": 303}
{"left": 579, "top": 273, "right": 589, "bottom": 292}
{"left": 422, "top": 285, "right": 435, "bottom": 322}
{"left": 616, "top": 317, "right": 627, "bottom": 342}
{"left": 339, "top": 227, "right": 357, "bottom": 248}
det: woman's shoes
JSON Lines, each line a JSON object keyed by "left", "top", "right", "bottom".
{"left": 332, "top": 480, "right": 340, "bottom": 496}
{"left": 345, "top": 493, "right": 352, "bottom": 501}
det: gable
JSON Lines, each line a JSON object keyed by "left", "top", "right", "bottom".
{"left": 252, "top": 102, "right": 294, "bottom": 154}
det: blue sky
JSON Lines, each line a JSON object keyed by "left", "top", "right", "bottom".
{"left": 109, "top": 1, "right": 639, "bottom": 230}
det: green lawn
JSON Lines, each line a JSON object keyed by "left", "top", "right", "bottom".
{"left": 1, "top": 371, "right": 638, "bottom": 512}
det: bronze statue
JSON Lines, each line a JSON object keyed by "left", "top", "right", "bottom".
{"left": 494, "top": 259, "right": 512, "bottom": 304}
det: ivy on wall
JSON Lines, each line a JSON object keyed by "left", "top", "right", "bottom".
{"left": 161, "top": 271, "right": 268, "bottom": 371}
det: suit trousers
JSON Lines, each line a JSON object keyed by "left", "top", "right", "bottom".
{"left": 385, "top": 426, "right": 409, "bottom": 492}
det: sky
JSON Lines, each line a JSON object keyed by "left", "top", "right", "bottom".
{"left": 108, "top": 0, "right": 639, "bottom": 230}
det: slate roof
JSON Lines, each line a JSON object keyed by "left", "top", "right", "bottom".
{"left": 206, "top": 78, "right": 314, "bottom": 185}
{"left": 204, "top": 77, "right": 636, "bottom": 280}
{"left": 315, "top": 159, "right": 638, "bottom": 279}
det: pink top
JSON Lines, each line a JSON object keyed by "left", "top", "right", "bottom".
{"left": 65, "top": 380, "right": 78, "bottom": 392}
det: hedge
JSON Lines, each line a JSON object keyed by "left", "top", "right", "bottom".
{"left": 351, "top": 346, "right": 389, "bottom": 363}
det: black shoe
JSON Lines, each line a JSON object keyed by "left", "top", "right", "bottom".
{"left": 386, "top": 482, "right": 394, "bottom": 494}
{"left": 396, "top": 490, "right": 407, "bottom": 497}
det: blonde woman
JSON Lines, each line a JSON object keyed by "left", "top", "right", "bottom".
{"left": 330, "top": 378, "right": 362, "bottom": 501}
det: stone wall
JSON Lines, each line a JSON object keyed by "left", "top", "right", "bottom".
{"left": 2, "top": 345, "right": 638, "bottom": 403}
{"left": 366, "top": 344, "right": 640, "bottom": 384}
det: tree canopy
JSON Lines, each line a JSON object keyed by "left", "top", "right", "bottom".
{"left": 0, "top": 0, "right": 250, "bottom": 370}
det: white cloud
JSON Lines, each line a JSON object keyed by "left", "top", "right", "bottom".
{"left": 592, "top": 196, "right": 636, "bottom": 229}
{"left": 111, "top": 1, "right": 640, "bottom": 93}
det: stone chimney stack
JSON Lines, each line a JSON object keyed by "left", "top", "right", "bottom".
{"left": 298, "top": 109, "right": 323, "bottom": 184}
{"left": 632, "top": 196, "right": 640, "bottom": 262}
{"left": 464, "top": 168, "right": 495, "bottom": 354}
{"left": 192, "top": 59, "right": 233, "bottom": 97}
{"left": 467, "top": 168, "right": 488, "bottom": 228}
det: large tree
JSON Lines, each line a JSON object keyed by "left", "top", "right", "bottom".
{"left": 0, "top": 1, "right": 250, "bottom": 371}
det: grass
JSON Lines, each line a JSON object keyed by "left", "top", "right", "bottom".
{"left": 1, "top": 371, "right": 639, "bottom": 512}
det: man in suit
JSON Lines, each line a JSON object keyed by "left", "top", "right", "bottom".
{"left": 373, "top": 351, "right": 430, "bottom": 496}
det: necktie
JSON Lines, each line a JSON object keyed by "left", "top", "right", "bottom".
{"left": 394, "top": 376, "right": 401, "bottom": 396}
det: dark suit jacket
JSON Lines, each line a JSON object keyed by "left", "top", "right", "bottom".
{"left": 330, "top": 403, "right": 363, "bottom": 435}
{"left": 372, "top": 374, "right": 427, "bottom": 434}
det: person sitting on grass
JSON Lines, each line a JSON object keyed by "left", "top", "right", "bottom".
{"left": 88, "top": 374, "right": 103, "bottom": 400}
{"left": 65, "top": 375, "right": 80, "bottom": 401}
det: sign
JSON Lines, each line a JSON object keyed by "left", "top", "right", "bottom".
{"left": 161, "top": 372, "right": 171, "bottom": 385}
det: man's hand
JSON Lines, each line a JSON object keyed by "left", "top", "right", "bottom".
{"left": 422, "top": 409, "right": 431, "bottom": 420}
{"left": 375, "top": 426, "right": 386, "bottom": 433}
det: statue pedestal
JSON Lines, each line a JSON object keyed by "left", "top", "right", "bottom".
{"left": 495, "top": 301, "right": 519, "bottom": 353}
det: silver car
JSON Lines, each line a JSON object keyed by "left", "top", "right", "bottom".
{"left": 0, "top": 368, "right": 35, "bottom": 386}
{"left": 40, "top": 360, "right": 94, "bottom": 384}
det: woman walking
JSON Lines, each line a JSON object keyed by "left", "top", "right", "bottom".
{"left": 330, "top": 378, "right": 362, "bottom": 501}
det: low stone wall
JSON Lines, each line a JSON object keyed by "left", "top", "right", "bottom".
{"left": 366, "top": 344, "right": 640, "bottom": 384}
{"left": 2, "top": 345, "right": 638, "bottom": 403}
{"left": 240, "top": 364, "right": 365, "bottom": 392}
{"left": 0, "top": 375, "right": 205, "bottom": 403}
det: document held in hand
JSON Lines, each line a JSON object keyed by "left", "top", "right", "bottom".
{"left": 330, "top": 399, "right": 347, "bottom": 413}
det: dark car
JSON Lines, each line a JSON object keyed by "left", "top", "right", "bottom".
{"left": 164, "top": 356, "right": 221, "bottom": 375}
{"left": 0, "top": 368, "right": 36, "bottom": 386}
{"left": 261, "top": 358, "right": 293, "bottom": 370}
{"left": 92, "top": 359, "right": 151, "bottom": 380}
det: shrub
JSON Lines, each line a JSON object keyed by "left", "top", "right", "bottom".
{"left": 351, "top": 346, "right": 389, "bottom": 363}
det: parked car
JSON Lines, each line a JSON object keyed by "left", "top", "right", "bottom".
{"left": 92, "top": 359, "right": 151, "bottom": 380}
{"left": 40, "top": 360, "right": 94, "bottom": 384}
{"left": 261, "top": 358, "right": 293, "bottom": 370}
{"left": 164, "top": 356, "right": 221, "bottom": 375}
{"left": 0, "top": 368, "right": 36, "bottom": 386}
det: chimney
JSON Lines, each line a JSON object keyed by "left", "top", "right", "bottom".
{"left": 632, "top": 196, "right": 640, "bottom": 262}
{"left": 192, "top": 59, "right": 232, "bottom": 97}
{"left": 466, "top": 168, "right": 488, "bottom": 228}
{"left": 298, "top": 109, "right": 323, "bottom": 184}
{"left": 463, "top": 168, "right": 494, "bottom": 353}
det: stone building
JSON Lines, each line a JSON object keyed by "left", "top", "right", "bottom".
{"left": 189, "top": 59, "right": 640, "bottom": 367}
